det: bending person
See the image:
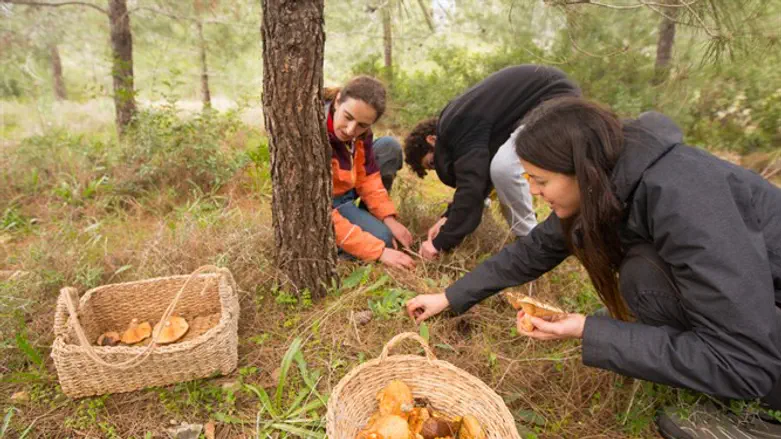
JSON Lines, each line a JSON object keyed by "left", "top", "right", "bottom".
{"left": 403, "top": 64, "right": 580, "bottom": 259}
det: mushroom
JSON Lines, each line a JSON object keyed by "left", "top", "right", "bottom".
{"left": 357, "top": 414, "right": 411, "bottom": 439}
{"left": 513, "top": 296, "right": 565, "bottom": 332}
{"left": 96, "top": 331, "right": 121, "bottom": 346}
{"left": 419, "top": 417, "right": 458, "bottom": 439}
{"left": 408, "top": 407, "right": 431, "bottom": 436}
{"left": 457, "top": 415, "right": 486, "bottom": 439}
{"left": 153, "top": 316, "right": 189, "bottom": 344}
{"left": 377, "top": 380, "right": 414, "bottom": 418}
{"left": 120, "top": 319, "right": 152, "bottom": 344}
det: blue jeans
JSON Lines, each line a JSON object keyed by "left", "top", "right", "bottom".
{"left": 333, "top": 190, "right": 394, "bottom": 259}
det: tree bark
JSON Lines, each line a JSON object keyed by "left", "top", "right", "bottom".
{"left": 49, "top": 42, "right": 67, "bottom": 100}
{"left": 382, "top": 3, "right": 393, "bottom": 84}
{"left": 196, "top": 20, "right": 211, "bottom": 110}
{"left": 653, "top": 3, "right": 678, "bottom": 84}
{"left": 108, "top": 0, "right": 136, "bottom": 135}
{"left": 261, "top": 0, "right": 336, "bottom": 298}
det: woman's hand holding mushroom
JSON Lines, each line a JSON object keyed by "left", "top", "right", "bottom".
{"left": 516, "top": 311, "right": 586, "bottom": 340}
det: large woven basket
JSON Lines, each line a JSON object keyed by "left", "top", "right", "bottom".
{"left": 51, "top": 266, "right": 239, "bottom": 398}
{"left": 326, "top": 332, "right": 521, "bottom": 438}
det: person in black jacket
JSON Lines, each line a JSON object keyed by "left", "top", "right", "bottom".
{"left": 403, "top": 65, "right": 580, "bottom": 259}
{"left": 406, "top": 97, "right": 781, "bottom": 437}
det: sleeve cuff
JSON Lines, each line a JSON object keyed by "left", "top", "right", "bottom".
{"left": 581, "top": 315, "right": 612, "bottom": 369}
{"left": 444, "top": 286, "right": 468, "bottom": 315}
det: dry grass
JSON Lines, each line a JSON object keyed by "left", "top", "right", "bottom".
{"left": 0, "top": 111, "right": 679, "bottom": 438}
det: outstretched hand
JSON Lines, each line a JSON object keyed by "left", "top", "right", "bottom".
{"left": 427, "top": 217, "right": 447, "bottom": 241}
{"left": 420, "top": 239, "right": 439, "bottom": 260}
{"left": 384, "top": 216, "right": 413, "bottom": 249}
{"left": 379, "top": 248, "right": 416, "bottom": 270}
{"left": 406, "top": 293, "right": 449, "bottom": 324}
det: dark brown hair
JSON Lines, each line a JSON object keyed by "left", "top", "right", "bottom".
{"left": 515, "top": 96, "right": 631, "bottom": 321}
{"left": 403, "top": 117, "right": 438, "bottom": 178}
{"left": 324, "top": 75, "right": 387, "bottom": 121}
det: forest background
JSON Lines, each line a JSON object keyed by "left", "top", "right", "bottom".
{"left": 1, "top": 0, "right": 780, "bottom": 437}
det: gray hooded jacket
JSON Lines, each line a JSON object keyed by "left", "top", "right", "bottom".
{"left": 444, "top": 112, "right": 781, "bottom": 400}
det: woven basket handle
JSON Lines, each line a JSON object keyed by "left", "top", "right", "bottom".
{"left": 379, "top": 332, "right": 437, "bottom": 362}
{"left": 54, "top": 286, "right": 80, "bottom": 339}
{"left": 55, "top": 265, "right": 235, "bottom": 370}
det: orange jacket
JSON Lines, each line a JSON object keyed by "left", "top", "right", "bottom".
{"left": 328, "top": 103, "right": 397, "bottom": 261}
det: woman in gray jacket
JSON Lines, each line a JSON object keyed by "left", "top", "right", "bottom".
{"left": 406, "top": 96, "right": 781, "bottom": 438}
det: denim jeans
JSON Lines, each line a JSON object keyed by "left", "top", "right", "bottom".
{"left": 333, "top": 190, "right": 394, "bottom": 259}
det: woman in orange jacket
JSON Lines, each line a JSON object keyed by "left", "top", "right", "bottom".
{"left": 326, "top": 76, "right": 415, "bottom": 270}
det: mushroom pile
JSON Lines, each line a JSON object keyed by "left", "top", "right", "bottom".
{"left": 356, "top": 380, "right": 486, "bottom": 439}
{"left": 95, "top": 316, "right": 189, "bottom": 346}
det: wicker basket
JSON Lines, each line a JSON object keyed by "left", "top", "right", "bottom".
{"left": 326, "top": 332, "right": 521, "bottom": 438}
{"left": 51, "top": 266, "right": 239, "bottom": 398}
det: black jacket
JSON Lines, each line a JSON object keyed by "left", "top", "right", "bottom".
{"left": 432, "top": 65, "right": 580, "bottom": 251}
{"left": 445, "top": 112, "right": 781, "bottom": 400}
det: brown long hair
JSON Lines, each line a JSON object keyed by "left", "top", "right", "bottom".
{"left": 515, "top": 97, "right": 631, "bottom": 321}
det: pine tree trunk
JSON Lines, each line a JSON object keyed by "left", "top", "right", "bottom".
{"left": 108, "top": 0, "right": 136, "bottom": 135}
{"left": 49, "top": 42, "right": 67, "bottom": 100}
{"left": 197, "top": 21, "right": 212, "bottom": 110}
{"left": 382, "top": 4, "right": 393, "bottom": 84}
{"left": 653, "top": 4, "right": 678, "bottom": 84}
{"left": 261, "top": 0, "right": 336, "bottom": 299}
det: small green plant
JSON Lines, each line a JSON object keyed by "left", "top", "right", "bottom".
{"left": 367, "top": 288, "right": 415, "bottom": 319}
{"left": 157, "top": 378, "right": 237, "bottom": 418}
{"left": 243, "top": 337, "right": 327, "bottom": 438}
{"left": 1, "top": 204, "right": 30, "bottom": 233}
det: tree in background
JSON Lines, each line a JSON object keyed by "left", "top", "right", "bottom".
{"left": 364, "top": 0, "right": 434, "bottom": 87}
{"left": 261, "top": 0, "right": 336, "bottom": 299}
{"left": 107, "top": 0, "right": 136, "bottom": 134}
{"left": 653, "top": 0, "right": 678, "bottom": 83}
{"left": 1, "top": 0, "right": 137, "bottom": 135}
{"left": 48, "top": 40, "right": 66, "bottom": 100}
{"left": 546, "top": 0, "right": 774, "bottom": 65}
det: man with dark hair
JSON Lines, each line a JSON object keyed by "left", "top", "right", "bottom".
{"left": 403, "top": 64, "right": 580, "bottom": 259}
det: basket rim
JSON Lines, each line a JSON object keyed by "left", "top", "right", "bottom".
{"left": 52, "top": 272, "right": 236, "bottom": 354}
{"left": 326, "top": 352, "right": 520, "bottom": 437}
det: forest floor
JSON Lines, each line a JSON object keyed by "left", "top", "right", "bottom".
{"left": 1, "top": 100, "right": 778, "bottom": 438}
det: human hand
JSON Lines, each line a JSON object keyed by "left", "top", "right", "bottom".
{"left": 406, "top": 293, "right": 450, "bottom": 324}
{"left": 384, "top": 216, "right": 413, "bottom": 249}
{"left": 516, "top": 311, "right": 586, "bottom": 341}
{"left": 420, "top": 239, "right": 440, "bottom": 260}
{"left": 427, "top": 217, "right": 448, "bottom": 241}
{"left": 379, "top": 248, "right": 416, "bottom": 270}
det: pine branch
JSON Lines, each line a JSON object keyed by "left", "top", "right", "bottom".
{"left": 0, "top": 0, "right": 107, "bottom": 14}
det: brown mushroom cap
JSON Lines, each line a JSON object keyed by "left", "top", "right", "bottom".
{"left": 96, "top": 331, "right": 121, "bottom": 346}
{"left": 512, "top": 296, "right": 565, "bottom": 331}
{"left": 120, "top": 319, "right": 152, "bottom": 344}
{"left": 377, "top": 380, "right": 414, "bottom": 417}
{"left": 457, "top": 415, "right": 486, "bottom": 439}
{"left": 153, "top": 316, "right": 189, "bottom": 344}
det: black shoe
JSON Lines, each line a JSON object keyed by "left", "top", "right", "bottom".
{"left": 656, "top": 402, "right": 781, "bottom": 438}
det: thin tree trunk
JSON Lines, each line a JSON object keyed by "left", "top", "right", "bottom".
{"left": 382, "top": 4, "right": 393, "bottom": 84}
{"left": 261, "top": 0, "right": 336, "bottom": 298}
{"left": 108, "top": 0, "right": 136, "bottom": 135}
{"left": 653, "top": 3, "right": 678, "bottom": 84}
{"left": 196, "top": 20, "right": 211, "bottom": 110}
{"left": 49, "top": 42, "right": 67, "bottom": 100}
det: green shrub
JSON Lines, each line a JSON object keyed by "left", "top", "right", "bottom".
{"left": 119, "top": 107, "right": 249, "bottom": 195}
